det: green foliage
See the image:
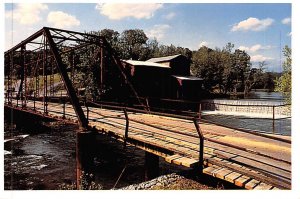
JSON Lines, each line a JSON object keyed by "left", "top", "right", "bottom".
{"left": 6, "top": 27, "right": 281, "bottom": 100}
{"left": 119, "top": 29, "right": 148, "bottom": 60}
{"left": 275, "top": 45, "right": 291, "bottom": 104}
{"left": 191, "top": 43, "right": 252, "bottom": 95}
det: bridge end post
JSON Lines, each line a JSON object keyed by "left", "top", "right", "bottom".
{"left": 76, "top": 130, "right": 97, "bottom": 190}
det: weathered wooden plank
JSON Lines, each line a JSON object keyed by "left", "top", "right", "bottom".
{"left": 224, "top": 172, "right": 242, "bottom": 183}
{"left": 165, "top": 154, "right": 182, "bottom": 163}
{"left": 215, "top": 168, "right": 233, "bottom": 180}
{"left": 203, "top": 166, "right": 220, "bottom": 175}
{"left": 253, "top": 182, "right": 273, "bottom": 190}
{"left": 235, "top": 175, "right": 251, "bottom": 187}
{"left": 231, "top": 156, "right": 291, "bottom": 180}
{"left": 245, "top": 179, "right": 260, "bottom": 190}
{"left": 174, "top": 157, "right": 199, "bottom": 167}
{"left": 172, "top": 157, "right": 187, "bottom": 165}
{"left": 203, "top": 166, "right": 223, "bottom": 176}
{"left": 214, "top": 150, "right": 237, "bottom": 160}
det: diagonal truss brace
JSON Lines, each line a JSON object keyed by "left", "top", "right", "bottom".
{"left": 43, "top": 27, "right": 88, "bottom": 129}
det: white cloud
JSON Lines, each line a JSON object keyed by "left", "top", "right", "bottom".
{"left": 47, "top": 11, "right": 80, "bottom": 28}
{"left": 146, "top": 24, "right": 171, "bottom": 40}
{"left": 251, "top": 54, "right": 274, "bottom": 62}
{"left": 164, "top": 12, "right": 176, "bottom": 20}
{"left": 281, "top": 17, "right": 291, "bottom": 25}
{"left": 95, "top": 3, "right": 163, "bottom": 20}
{"left": 199, "top": 41, "right": 209, "bottom": 48}
{"left": 231, "top": 17, "right": 274, "bottom": 32}
{"left": 238, "top": 44, "right": 273, "bottom": 53}
{"left": 5, "top": 3, "right": 48, "bottom": 25}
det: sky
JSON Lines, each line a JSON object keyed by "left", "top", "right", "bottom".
{"left": 4, "top": 3, "right": 291, "bottom": 72}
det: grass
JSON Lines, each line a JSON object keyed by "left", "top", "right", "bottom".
{"left": 5, "top": 73, "right": 64, "bottom": 91}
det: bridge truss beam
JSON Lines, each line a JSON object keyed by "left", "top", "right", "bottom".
{"left": 4, "top": 27, "right": 145, "bottom": 129}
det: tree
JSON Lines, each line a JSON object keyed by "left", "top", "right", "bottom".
{"left": 99, "top": 29, "right": 120, "bottom": 54}
{"left": 244, "top": 61, "right": 266, "bottom": 95}
{"left": 120, "top": 29, "right": 148, "bottom": 60}
{"left": 191, "top": 43, "right": 252, "bottom": 95}
{"left": 275, "top": 45, "right": 291, "bottom": 104}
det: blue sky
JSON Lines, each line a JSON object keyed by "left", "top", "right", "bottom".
{"left": 5, "top": 3, "right": 291, "bottom": 72}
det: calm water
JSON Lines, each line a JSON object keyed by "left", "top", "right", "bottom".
{"left": 245, "top": 91, "right": 285, "bottom": 101}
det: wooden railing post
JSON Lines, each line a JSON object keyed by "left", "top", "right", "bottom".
{"left": 193, "top": 118, "right": 204, "bottom": 174}
{"left": 123, "top": 108, "right": 129, "bottom": 148}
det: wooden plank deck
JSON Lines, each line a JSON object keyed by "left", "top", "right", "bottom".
{"left": 5, "top": 100, "right": 291, "bottom": 190}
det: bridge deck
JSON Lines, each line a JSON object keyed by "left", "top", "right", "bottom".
{"left": 5, "top": 100, "right": 291, "bottom": 190}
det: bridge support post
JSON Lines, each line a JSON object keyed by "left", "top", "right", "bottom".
{"left": 144, "top": 151, "right": 159, "bottom": 181}
{"left": 76, "top": 131, "right": 96, "bottom": 189}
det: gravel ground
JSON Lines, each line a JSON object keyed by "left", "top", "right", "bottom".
{"left": 119, "top": 173, "right": 231, "bottom": 190}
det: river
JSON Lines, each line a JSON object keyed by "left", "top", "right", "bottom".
{"left": 4, "top": 121, "right": 212, "bottom": 190}
{"left": 202, "top": 91, "right": 291, "bottom": 136}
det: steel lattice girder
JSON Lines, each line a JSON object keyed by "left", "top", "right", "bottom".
{"left": 5, "top": 26, "right": 146, "bottom": 128}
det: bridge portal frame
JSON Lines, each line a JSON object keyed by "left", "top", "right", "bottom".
{"left": 4, "top": 27, "right": 144, "bottom": 129}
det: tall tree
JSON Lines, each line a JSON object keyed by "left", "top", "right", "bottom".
{"left": 99, "top": 29, "right": 120, "bottom": 53}
{"left": 244, "top": 61, "right": 266, "bottom": 96}
{"left": 275, "top": 45, "right": 291, "bottom": 103}
{"left": 120, "top": 29, "right": 148, "bottom": 60}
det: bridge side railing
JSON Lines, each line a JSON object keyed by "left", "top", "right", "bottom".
{"left": 119, "top": 96, "right": 291, "bottom": 134}
{"left": 4, "top": 96, "right": 291, "bottom": 189}
{"left": 84, "top": 99, "right": 205, "bottom": 172}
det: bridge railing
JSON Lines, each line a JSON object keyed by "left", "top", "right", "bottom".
{"left": 80, "top": 99, "right": 205, "bottom": 173}
{"left": 5, "top": 92, "right": 290, "bottom": 135}
{"left": 124, "top": 96, "right": 291, "bottom": 135}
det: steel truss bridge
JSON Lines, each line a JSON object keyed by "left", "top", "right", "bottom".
{"left": 4, "top": 27, "right": 291, "bottom": 190}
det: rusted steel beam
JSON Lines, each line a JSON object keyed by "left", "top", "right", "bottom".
{"left": 17, "top": 46, "right": 25, "bottom": 102}
{"left": 123, "top": 108, "right": 129, "bottom": 148}
{"left": 23, "top": 46, "right": 27, "bottom": 107}
{"left": 51, "top": 35, "right": 99, "bottom": 45}
{"left": 100, "top": 47, "right": 103, "bottom": 92}
{"left": 43, "top": 27, "right": 88, "bottom": 129}
{"left": 101, "top": 39, "right": 146, "bottom": 110}
{"left": 43, "top": 35, "right": 48, "bottom": 114}
{"left": 45, "top": 26, "right": 105, "bottom": 40}
{"left": 5, "top": 28, "right": 44, "bottom": 54}
{"left": 8, "top": 52, "right": 13, "bottom": 104}
{"left": 193, "top": 119, "right": 204, "bottom": 173}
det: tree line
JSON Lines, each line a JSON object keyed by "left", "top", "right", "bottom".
{"left": 5, "top": 28, "right": 290, "bottom": 102}
{"left": 92, "top": 28, "right": 280, "bottom": 96}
